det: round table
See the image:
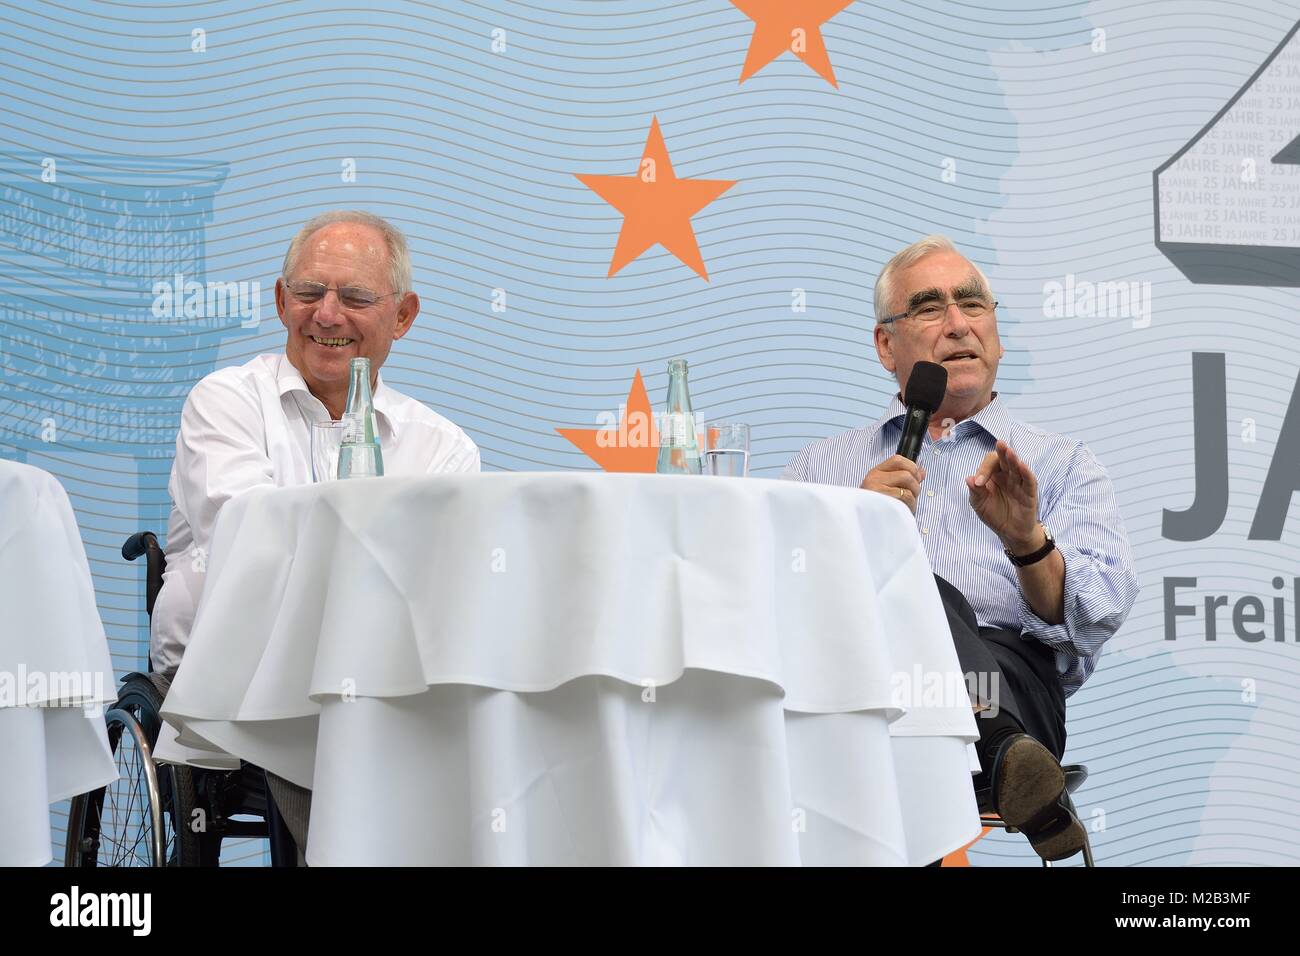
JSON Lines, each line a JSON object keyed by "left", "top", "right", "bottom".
{"left": 159, "top": 472, "right": 980, "bottom": 865}
{"left": 0, "top": 460, "right": 118, "bottom": 866}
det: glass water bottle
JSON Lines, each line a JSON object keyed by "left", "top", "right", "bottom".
{"left": 337, "top": 356, "right": 385, "bottom": 478}
{"left": 655, "top": 358, "right": 702, "bottom": 475}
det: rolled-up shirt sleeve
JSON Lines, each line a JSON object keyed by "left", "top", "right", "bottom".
{"left": 1016, "top": 441, "right": 1138, "bottom": 694}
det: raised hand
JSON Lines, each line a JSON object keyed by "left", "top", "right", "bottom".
{"left": 966, "top": 440, "right": 1040, "bottom": 551}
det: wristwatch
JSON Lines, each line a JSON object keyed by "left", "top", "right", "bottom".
{"left": 1005, "top": 524, "right": 1055, "bottom": 567}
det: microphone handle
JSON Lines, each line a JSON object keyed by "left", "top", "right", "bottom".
{"left": 896, "top": 406, "right": 932, "bottom": 462}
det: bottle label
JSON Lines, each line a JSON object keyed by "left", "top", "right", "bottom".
{"left": 661, "top": 411, "right": 697, "bottom": 445}
{"left": 342, "top": 414, "right": 361, "bottom": 444}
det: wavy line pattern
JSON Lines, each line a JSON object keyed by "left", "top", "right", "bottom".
{"left": 3, "top": 0, "right": 1300, "bottom": 867}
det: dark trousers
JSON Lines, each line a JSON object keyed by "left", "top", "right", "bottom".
{"left": 932, "top": 574, "right": 1067, "bottom": 771}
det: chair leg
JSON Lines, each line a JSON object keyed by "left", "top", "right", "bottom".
{"left": 979, "top": 805, "right": 1097, "bottom": 867}
{"left": 1064, "top": 792, "right": 1096, "bottom": 867}
{"left": 1081, "top": 832, "right": 1096, "bottom": 867}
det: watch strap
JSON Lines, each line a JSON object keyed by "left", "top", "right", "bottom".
{"left": 1005, "top": 526, "right": 1055, "bottom": 567}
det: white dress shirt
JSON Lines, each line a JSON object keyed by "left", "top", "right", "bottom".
{"left": 151, "top": 352, "right": 480, "bottom": 677}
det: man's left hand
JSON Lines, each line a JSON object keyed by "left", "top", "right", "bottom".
{"left": 966, "top": 440, "right": 1041, "bottom": 553}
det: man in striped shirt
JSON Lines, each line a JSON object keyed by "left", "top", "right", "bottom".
{"left": 783, "top": 235, "right": 1138, "bottom": 862}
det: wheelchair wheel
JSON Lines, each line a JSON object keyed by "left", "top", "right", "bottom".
{"left": 65, "top": 674, "right": 200, "bottom": 866}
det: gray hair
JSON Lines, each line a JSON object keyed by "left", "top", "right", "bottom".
{"left": 873, "top": 234, "right": 993, "bottom": 329}
{"left": 281, "top": 209, "right": 412, "bottom": 295}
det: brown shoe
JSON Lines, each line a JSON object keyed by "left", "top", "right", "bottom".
{"left": 989, "top": 734, "right": 1086, "bottom": 862}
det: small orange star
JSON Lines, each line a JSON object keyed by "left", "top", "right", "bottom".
{"left": 730, "top": 0, "right": 855, "bottom": 88}
{"left": 557, "top": 370, "right": 661, "bottom": 472}
{"left": 576, "top": 117, "right": 737, "bottom": 280}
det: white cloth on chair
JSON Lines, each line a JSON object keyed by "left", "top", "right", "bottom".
{"left": 0, "top": 460, "right": 117, "bottom": 866}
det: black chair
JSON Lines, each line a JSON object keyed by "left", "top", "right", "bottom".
{"left": 64, "top": 531, "right": 298, "bottom": 867}
{"left": 972, "top": 765, "right": 1096, "bottom": 867}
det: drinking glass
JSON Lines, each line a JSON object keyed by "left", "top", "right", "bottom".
{"left": 311, "top": 420, "right": 351, "bottom": 482}
{"left": 704, "top": 423, "right": 750, "bottom": 477}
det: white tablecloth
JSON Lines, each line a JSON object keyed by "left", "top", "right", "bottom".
{"left": 0, "top": 460, "right": 117, "bottom": 866}
{"left": 160, "top": 472, "right": 980, "bottom": 865}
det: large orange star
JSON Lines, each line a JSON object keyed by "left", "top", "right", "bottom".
{"left": 557, "top": 370, "right": 661, "bottom": 472}
{"left": 730, "top": 0, "right": 855, "bottom": 87}
{"left": 576, "top": 117, "right": 736, "bottom": 280}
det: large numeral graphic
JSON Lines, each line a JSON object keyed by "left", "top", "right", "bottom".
{"left": 1155, "top": 20, "right": 1300, "bottom": 286}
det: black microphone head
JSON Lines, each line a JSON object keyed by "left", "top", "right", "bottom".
{"left": 904, "top": 361, "right": 947, "bottom": 413}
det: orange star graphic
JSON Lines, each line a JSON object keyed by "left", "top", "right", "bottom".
{"left": 730, "top": 0, "right": 855, "bottom": 87}
{"left": 557, "top": 369, "right": 661, "bottom": 472}
{"left": 576, "top": 117, "right": 736, "bottom": 280}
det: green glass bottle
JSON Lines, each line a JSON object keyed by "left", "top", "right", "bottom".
{"left": 656, "top": 358, "right": 702, "bottom": 475}
{"left": 337, "top": 357, "right": 385, "bottom": 478}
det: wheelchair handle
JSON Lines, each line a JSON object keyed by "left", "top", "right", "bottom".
{"left": 122, "top": 531, "right": 157, "bottom": 562}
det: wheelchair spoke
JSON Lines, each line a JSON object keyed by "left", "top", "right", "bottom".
{"left": 97, "top": 712, "right": 163, "bottom": 867}
{"left": 106, "top": 741, "right": 131, "bottom": 864}
{"left": 130, "top": 818, "right": 152, "bottom": 866}
{"left": 125, "top": 742, "right": 154, "bottom": 865}
{"left": 109, "top": 737, "right": 135, "bottom": 864}
{"left": 118, "top": 742, "right": 144, "bottom": 864}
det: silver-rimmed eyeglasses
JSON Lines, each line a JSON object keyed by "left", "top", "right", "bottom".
{"left": 880, "top": 297, "right": 998, "bottom": 327}
{"left": 284, "top": 280, "right": 400, "bottom": 311}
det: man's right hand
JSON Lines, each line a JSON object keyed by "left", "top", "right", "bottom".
{"left": 860, "top": 455, "right": 927, "bottom": 514}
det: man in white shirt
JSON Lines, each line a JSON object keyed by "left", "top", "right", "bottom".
{"left": 150, "top": 210, "right": 478, "bottom": 858}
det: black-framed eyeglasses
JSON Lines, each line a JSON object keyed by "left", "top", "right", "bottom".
{"left": 880, "top": 297, "right": 998, "bottom": 327}
{"left": 284, "top": 279, "right": 400, "bottom": 310}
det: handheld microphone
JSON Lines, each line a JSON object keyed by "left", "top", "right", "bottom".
{"left": 895, "top": 361, "right": 948, "bottom": 462}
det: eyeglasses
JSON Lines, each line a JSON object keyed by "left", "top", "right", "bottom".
{"left": 880, "top": 297, "right": 998, "bottom": 327}
{"left": 284, "top": 279, "right": 400, "bottom": 310}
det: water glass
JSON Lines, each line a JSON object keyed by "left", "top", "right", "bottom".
{"left": 311, "top": 420, "right": 351, "bottom": 482}
{"left": 705, "top": 423, "right": 750, "bottom": 477}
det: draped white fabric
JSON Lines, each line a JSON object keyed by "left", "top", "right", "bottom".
{"left": 160, "top": 472, "right": 981, "bottom": 865}
{"left": 0, "top": 461, "right": 117, "bottom": 866}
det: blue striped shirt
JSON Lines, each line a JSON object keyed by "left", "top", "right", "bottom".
{"left": 781, "top": 393, "right": 1138, "bottom": 697}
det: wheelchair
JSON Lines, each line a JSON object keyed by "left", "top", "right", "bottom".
{"left": 64, "top": 531, "right": 298, "bottom": 867}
